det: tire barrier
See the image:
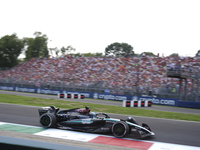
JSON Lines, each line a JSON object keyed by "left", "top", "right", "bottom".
{"left": 136, "top": 100, "right": 152, "bottom": 107}
{"left": 57, "top": 93, "right": 65, "bottom": 98}
{"left": 123, "top": 100, "right": 152, "bottom": 107}
{"left": 57, "top": 93, "right": 84, "bottom": 99}
{"left": 80, "top": 94, "right": 85, "bottom": 99}
{"left": 74, "top": 93, "right": 79, "bottom": 99}
{"left": 67, "top": 93, "right": 71, "bottom": 98}
{"left": 123, "top": 100, "right": 131, "bottom": 107}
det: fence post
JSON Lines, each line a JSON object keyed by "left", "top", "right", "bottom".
{"left": 196, "top": 69, "right": 200, "bottom": 102}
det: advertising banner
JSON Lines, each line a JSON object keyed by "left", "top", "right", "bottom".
{"left": 131, "top": 96, "right": 178, "bottom": 106}
{"left": 0, "top": 85, "right": 198, "bottom": 108}
{"left": 0, "top": 86, "right": 14, "bottom": 91}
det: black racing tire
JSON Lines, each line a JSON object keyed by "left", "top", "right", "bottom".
{"left": 40, "top": 113, "right": 57, "bottom": 128}
{"left": 112, "top": 121, "right": 129, "bottom": 138}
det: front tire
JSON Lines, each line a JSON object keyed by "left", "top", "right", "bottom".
{"left": 40, "top": 113, "right": 56, "bottom": 128}
{"left": 112, "top": 121, "right": 129, "bottom": 138}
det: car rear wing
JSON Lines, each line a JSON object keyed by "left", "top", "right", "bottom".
{"left": 42, "top": 106, "right": 52, "bottom": 110}
{"left": 38, "top": 106, "right": 59, "bottom": 116}
{"left": 38, "top": 107, "right": 51, "bottom": 116}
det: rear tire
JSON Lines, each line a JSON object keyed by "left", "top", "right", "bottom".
{"left": 40, "top": 113, "right": 56, "bottom": 128}
{"left": 112, "top": 121, "right": 129, "bottom": 138}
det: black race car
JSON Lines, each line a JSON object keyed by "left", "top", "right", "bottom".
{"left": 38, "top": 106, "right": 155, "bottom": 139}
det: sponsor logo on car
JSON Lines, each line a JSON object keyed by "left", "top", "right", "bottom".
{"left": 82, "top": 119, "right": 93, "bottom": 124}
{"left": 101, "top": 127, "right": 110, "bottom": 131}
{"left": 131, "top": 128, "right": 137, "bottom": 132}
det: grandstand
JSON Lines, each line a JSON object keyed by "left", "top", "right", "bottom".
{"left": 0, "top": 55, "right": 200, "bottom": 102}
{"left": 166, "top": 61, "right": 200, "bottom": 102}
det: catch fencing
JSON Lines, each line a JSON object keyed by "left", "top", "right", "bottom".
{"left": 0, "top": 79, "right": 198, "bottom": 102}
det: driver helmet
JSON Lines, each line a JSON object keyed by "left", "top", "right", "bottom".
{"left": 89, "top": 112, "right": 96, "bottom": 119}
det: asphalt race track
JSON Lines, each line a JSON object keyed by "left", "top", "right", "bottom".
{"left": 0, "top": 90, "right": 200, "bottom": 148}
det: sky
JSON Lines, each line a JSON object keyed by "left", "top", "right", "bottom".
{"left": 1, "top": 0, "right": 200, "bottom": 57}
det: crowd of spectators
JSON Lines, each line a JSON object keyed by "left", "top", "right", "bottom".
{"left": 0, "top": 55, "right": 200, "bottom": 96}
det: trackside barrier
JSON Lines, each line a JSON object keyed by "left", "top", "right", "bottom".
{"left": 123, "top": 100, "right": 132, "bottom": 107}
{"left": 74, "top": 93, "right": 79, "bottom": 99}
{"left": 57, "top": 93, "right": 84, "bottom": 99}
{"left": 123, "top": 100, "right": 152, "bottom": 107}
{"left": 57, "top": 93, "right": 66, "bottom": 98}
{"left": 137, "top": 100, "right": 152, "bottom": 107}
{"left": 80, "top": 94, "right": 85, "bottom": 99}
{"left": 67, "top": 93, "right": 72, "bottom": 98}
{"left": 3, "top": 85, "right": 200, "bottom": 108}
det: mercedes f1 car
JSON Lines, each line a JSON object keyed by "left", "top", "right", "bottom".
{"left": 38, "top": 106, "right": 155, "bottom": 139}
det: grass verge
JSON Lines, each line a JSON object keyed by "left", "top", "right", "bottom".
{"left": 0, "top": 93, "right": 200, "bottom": 122}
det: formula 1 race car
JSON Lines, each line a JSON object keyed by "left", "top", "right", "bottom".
{"left": 38, "top": 106, "right": 155, "bottom": 139}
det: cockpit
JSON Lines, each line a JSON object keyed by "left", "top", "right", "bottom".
{"left": 89, "top": 112, "right": 97, "bottom": 119}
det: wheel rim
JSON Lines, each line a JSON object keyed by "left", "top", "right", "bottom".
{"left": 113, "top": 124, "right": 125, "bottom": 136}
{"left": 41, "top": 115, "right": 51, "bottom": 126}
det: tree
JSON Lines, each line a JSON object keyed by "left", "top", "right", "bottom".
{"left": 54, "top": 47, "right": 60, "bottom": 57}
{"left": 0, "top": 33, "right": 24, "bottom": 67}
{"left": 141, "top": 52, "right": 156, "bottom": 56}
{"left": 24, "top": 37, "right": 34, "bottom": 60}
{"left": 49, "top": 48, "right": 54, "bottom": 57}
{"left": 66, "top": 45, "right": 76, "bottom": 54}
{"left": 49, "top": 46, "right": 76, "bottom": 57}
{"left": 170, "top": 53, "right": 179, "bottom": 57}
{"left": 47, "top": 47, "right": 60, "bottom": 57}
{"left": 94, "top": 52, "right": 103, "bottom": 57}
{"left": 105, "top": 42, "right": 134, "bottom": 57}
{"left": 61, "top": 46, "right": 66, "bottom": 56}
{"left": 60, "top": 46, "right": 76, "bottom": 56}
{"left": 24, "top": 32, "right": 49, "bottom": 60}
{"left": 196, "top": 50, "right": 200, "bottom": 57}
{"left": 82, "top": 52, "right": 103, "bottom": 57}
{"left": 69, "top": 52, "right": 103, "bottom": 57}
